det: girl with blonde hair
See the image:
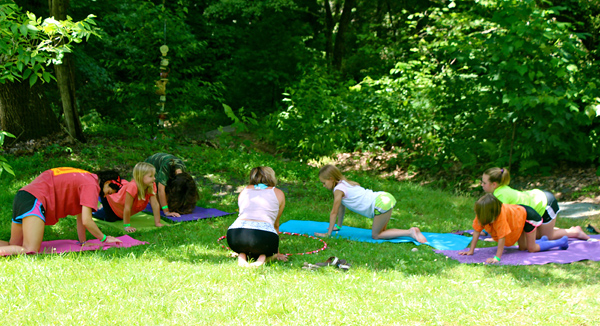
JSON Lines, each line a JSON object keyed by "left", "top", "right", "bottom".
{"left": 316, "top": 164, "right": 427, "bottom": 243}
{"left": 96, "top": 162, "right": 164, "bottom": 232}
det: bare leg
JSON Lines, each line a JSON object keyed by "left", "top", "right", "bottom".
{"left": 371, "top": 210, "right": 427, "bottom": 243}
{"left": 536, "top": 219, "right": 589, "bottom": 240}
{"left": 237, "top": 253, "right": 249, "bottom": 267}
{"left": 0, "top": 216, "right": 45, "bottom": 256}
{"left": 520, "top": 231, "right": 541, "bottom": 253}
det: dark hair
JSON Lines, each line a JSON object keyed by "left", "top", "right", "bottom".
{"left": 166, "top": 172, "right": 199, "bottom": 214}
{"left": 96, "top": 170, "right": 122, "bottom": 197}
{"left": 474, "top": 193, "right": 502, "bottom": 226}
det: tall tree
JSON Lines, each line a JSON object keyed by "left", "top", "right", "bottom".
{"left": 332, "top": 0, "right": 356, "bottom": 70}
{"left": 49, "top": 0, "right": 85, "bottom": 142}
{"left": 0, "top": 3, "right": 98, "bottom": 141}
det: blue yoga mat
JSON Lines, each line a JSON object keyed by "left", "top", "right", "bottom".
{"left": 279, "top": 220, "right": 472, "bottom": 251}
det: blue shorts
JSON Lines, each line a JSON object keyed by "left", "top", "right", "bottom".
{"left": 12, "top": 190, "right": 46, "bottom": 224}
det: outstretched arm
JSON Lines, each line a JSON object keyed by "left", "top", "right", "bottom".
{"left": 122, "top": 192, "right": 136, "bottom": 233}
{"left": 150, "top": 196, "right": 164, "bottom": 227}
{"left": 459, "top": 230, "right": 481, "bottom": 255}
{"left": 486, "top": 237, "right": 505, "bottom": 264}
{"left": 158, "top": 183, "right": 180, "bottom": 217}
{"left": 273, "top": 188, "right": 287, "bottom": 262}
{"left": 316, "top": 190, "right": 344, "bottom": 237}
{"left": 79, "top": 206, "right": 122, "bottom": 244}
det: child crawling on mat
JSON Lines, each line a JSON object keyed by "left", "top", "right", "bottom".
{"left": 226, "top": 166, "right": 288, "bottom": 267}
{"left": 94, "top": 162, "right": 164, "bottom": 232}
{"left": 481, "top": 167, "right": 589, "bottom": 241}
{"left": 460, "top": 194, "right": 569, "bottom": 264}
{"left": 315, "top": 164, "right": 426, "bottom": 243}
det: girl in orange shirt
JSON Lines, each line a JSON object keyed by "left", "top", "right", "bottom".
{"left": 460, "top": 194, "right": 568, "bottom": 264}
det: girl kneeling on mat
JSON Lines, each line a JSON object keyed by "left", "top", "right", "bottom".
{"left": 460, "top": 194, "right": 569, "bottom": 264}
{"left": 1, "top": 168, "right": 123, "bottom": 256}
{"left": 227, "top": 166, "right": 288, "bottom": 267}
{"left": 95, "top": 162, "right": 164, "bottom": 232}
{"left": 315, "top": 164, "right": 427, "bottom": 243}
{"left": 481, "top": 167, "right": 588, "bottom": 240}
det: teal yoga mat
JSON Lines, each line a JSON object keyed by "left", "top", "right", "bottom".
{"left": 279, "top": 220, "right": 472, "bottom": 251}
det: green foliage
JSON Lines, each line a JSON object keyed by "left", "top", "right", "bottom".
{"left": 0, "top": 3, "right": 98, "bottom": 87}
{"left": 266, "top": 0, "right": 600, "bottom": 171}
{"left": 70, "top": 0, "right": 223, "bottom": 131}
{"left": 0, "top": 131, "right": 16, "bottom": 177}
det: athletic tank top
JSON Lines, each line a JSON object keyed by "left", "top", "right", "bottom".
{"left": 237, "top": 187, "right": 280, "bottom": 225}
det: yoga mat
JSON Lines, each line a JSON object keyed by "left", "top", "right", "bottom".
{"left": 93, "top": 211, "right": 169, "bottom": 232}
{"left": 279, "top": 220, "right": 472, "bottom": 251}
{"left": 435, "top": 235, "right": 600, "bottom": 265}
{"left": 143, "top": 203, "right": 232, "bottom": 222}
{"left": 0, "top": 235, "right": 148, "bottom": 256}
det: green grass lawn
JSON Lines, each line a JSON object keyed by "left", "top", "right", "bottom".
{"left": 1, "top": 130, "right": 599, "bottom": 325}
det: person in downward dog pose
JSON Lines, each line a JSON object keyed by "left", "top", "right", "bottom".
{"left": 0, "top": 167, "right": 123, "bottom": 255}
{"left": 144, "top": 153, "right": 199, "bottom": 216}
{"left": 226, "top": 166, "right": 288, "bottom": 267}
{"left": 460, "top": 194, "right": 569, "bottom": 264}
{"left": 315, "top": 164, "right": 427, "bottom": 243}
{"left": 481, "top": 167, "right": 588, "bottom": 240}
{"left": 95, "top": 162, "right": 164, "bottom": 232}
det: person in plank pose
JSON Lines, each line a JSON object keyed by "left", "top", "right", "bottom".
{"left": 481, "top": 167, "right": 588, "bottom": 240}
{"left": 315, "top": 164, "right": 427, "bottom": 243}
{"left": 95, "top": 162, "right": 164, "bottom": 232}
{"left": 144, "top": 153, "right": 198, "bottom": 217}
{"left": 1, "top": 167, "right": 123, "bottom": 255}
{"left": 226, "top": 166, "right": 288, "bottom": 267}
{"left": 460, "top": 194, "right": 569, "bottom": 264}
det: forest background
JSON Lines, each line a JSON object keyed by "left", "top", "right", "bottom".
{"left": 1, "top": 0, "right": 600, "bottom": 191}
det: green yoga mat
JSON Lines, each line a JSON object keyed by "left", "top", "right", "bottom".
{"left": 93, "top": 211, "right": 172, "bottom": 232}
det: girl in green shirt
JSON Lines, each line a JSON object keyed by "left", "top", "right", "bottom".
{"left": 481, "top": 167, "right": 589, "bottom": 241}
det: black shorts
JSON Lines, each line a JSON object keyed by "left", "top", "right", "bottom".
{"left": 519, "top": 205, "right": 543, "bottom": 233}
{"left": 12, "top": 190, "right": 46, "bottom": 224}
{"left": 226, "top": 228, "right": 279, "bottom": 260}
{"left": 541, "top": 191, "right": 560, "bottom": 224}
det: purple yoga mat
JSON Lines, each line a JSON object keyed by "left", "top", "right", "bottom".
{"left": 0, "top": 235, "right": 148, "bottom": 256}
{"left": 144, "top": 203, "right": 232, "bottom": 222}
{"left": 435, "top": 235, "right": 600, "bottom": 265}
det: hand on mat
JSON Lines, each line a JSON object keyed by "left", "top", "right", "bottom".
{"left": 485, "top": 257, "right": 500, "bottom": 264}
{"left": 165, "top": 211, "right": 180, "bottom": 217}
{"left": 314, "top": 232, "right": 329, "bottom": 237}
{"left": 124, "top": 226, "right": 137, "bottom": 233}
{"left": 82, "top": 242, "right": 101, "bottom": 248}
{"left": 458, "top": 251, "right": 473, "bottom": 256}
{"left": 274, "top": 253, "right": 288, "bottom": 262}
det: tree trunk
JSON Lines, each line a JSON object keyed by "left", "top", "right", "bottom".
{"left": 324, "top": 0, "right": 334, "bottom": 64}
{"left": 0, "top": 82, "right": 61, "bottom": 142}
{"left": 332, "top": 0, "right": 356, "bottom": 71}
{"left": 50, "top": 0, "right": 86, "bottom": 142}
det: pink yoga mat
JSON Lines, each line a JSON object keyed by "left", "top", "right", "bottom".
{"left": 435, "top": 235, "right": 600, "bottom": 265}
{"left": 35, "top": 235, "right": 148, "bottom": 255}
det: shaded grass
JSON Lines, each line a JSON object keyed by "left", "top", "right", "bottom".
{"left": 1, "top": 129, "right": 599, "bottom": 325}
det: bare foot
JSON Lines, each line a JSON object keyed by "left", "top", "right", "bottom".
{"left": 249, "top": 261, "right": 264, "bottom": 267}
{"left": 409, "top": 227, "right": 427, "bottom": 243}
{"left": 570, "top": 226, "right": 590, "bottom": 240}
{"left": 237, "top": 254, "right": 249, "bottom": 267}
